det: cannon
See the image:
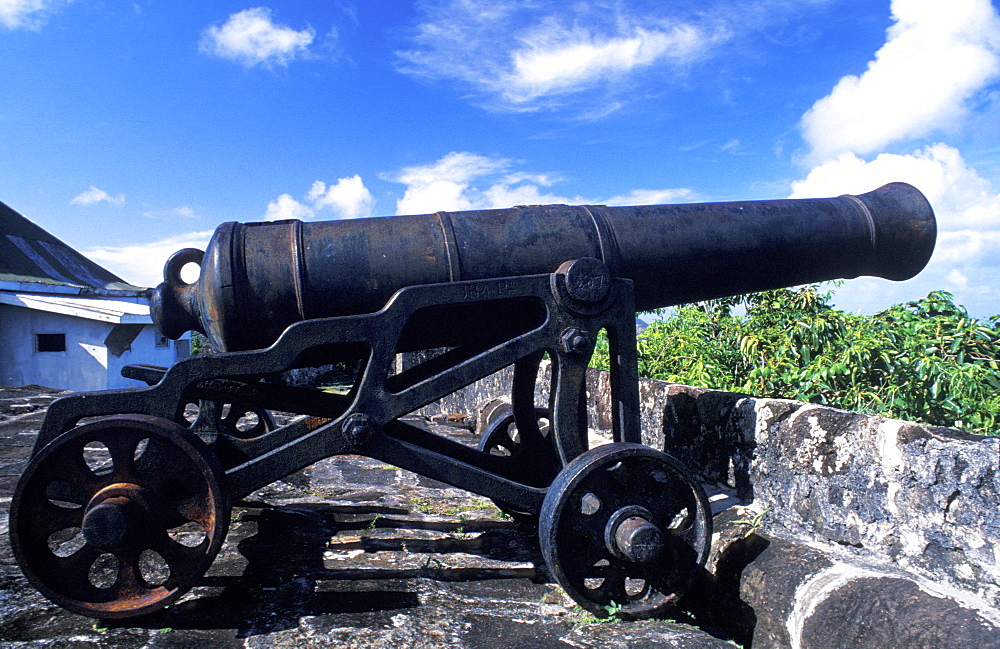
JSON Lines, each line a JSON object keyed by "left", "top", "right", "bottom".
{"left": 9, "top": 182, "right": 935, "bottom": 620}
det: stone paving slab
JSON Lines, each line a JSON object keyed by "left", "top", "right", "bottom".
{"left": 0, "top": 390, "right": 738, "bottom": 648}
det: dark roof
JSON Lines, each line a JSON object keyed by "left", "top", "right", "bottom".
{"left": 0, "top": 200, "right": 145, "bottom": 293}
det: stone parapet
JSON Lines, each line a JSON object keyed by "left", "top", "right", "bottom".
{"left": 659, "top": 383, "right": 1000, "bottom": 611}
{"left": 416, "top": 365, "right": 1000, "bottom": 647}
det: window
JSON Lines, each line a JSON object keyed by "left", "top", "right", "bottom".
{"left": 155, "top": 333, "right": 169, "bottom": 348}
{"left": 36, "top": 333, "right": 66, "bottom": 352}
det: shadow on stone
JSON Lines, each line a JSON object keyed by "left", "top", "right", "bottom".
{"left": 687, "top": 521, "right": 770, "bottom": 648}
{"left": 106, "top": 500, "right": 533, "bottom": 638}
{"left": 661, "top": 387, "right": 757, "bottom": 502}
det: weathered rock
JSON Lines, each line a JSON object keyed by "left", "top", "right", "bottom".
{"left": 720, "top": 532, "right": 1000, "bottom": 649}
{"left": 0, "top": 385, "right": 67, "bottom": 421}
{"left": 736, "top": 397, "right": 1000, "bottom": 607}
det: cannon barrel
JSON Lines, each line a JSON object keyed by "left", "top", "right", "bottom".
{"left": 151, "top": 182, "right": 935, "bottom": 352}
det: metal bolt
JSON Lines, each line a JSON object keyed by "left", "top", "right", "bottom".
{"left": 342, "top": 413, "right": 375, "bottom": 446}
{"left": 560, "top": 328, "right": 591, "bottom": 355}
{"left": 558, "top": 257, "right": 611, "bottom": 304}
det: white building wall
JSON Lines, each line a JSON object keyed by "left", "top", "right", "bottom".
{"left": 105, "top": 326, "right": 188, "bottom": 389}
{"left": 0, "top": 303, "right": 183, "bottom": 391}
{"left": 0, "top": 305, "right": 109, "bottom": 390}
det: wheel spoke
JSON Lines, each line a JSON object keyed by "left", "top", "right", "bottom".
{"left": 576, "top": 476, "right": 620, "bottom": 515}
{"left": 44, "top": 479, "right": 92, "bottom": 509}
{"left": 478, "top": 407, "right": 559, "bottom": 521}
{"left": 45, "top": 446, "right": 103, "bottom": 493}
{"left": 558, "top": 539, "right": 609, "bottom": 581}
{"left": 220, "top": 404, "right": 246, "bottom": 435}
{"left": 593, "top": 564, "right": 628, "bottom": 604}
{"left": 113, "top": 551, "right": 146, "bottom": 593}
{"left": 153, "top": 534, "right": 208, "bottom": 581}
{"left": 617, "top": 458, "right": 649, "bottom": 502}
{"left": 174, "top": 495, "right": 213, "bottom": 527}
{"left": 105, "top": 435, "right": 139, "bottom": 481}
{"left": 565, "top": 513, "right": 604, "bottom": 544}
{"left": 500, "top": 426, "right": 519, "bottom": 452}
{"left": 34, "top": 503, "right": 84, "bottom": 540}
{"left": 49, "top": 543, "right": 104, "bottom": 599}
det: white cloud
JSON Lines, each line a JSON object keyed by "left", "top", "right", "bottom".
{"left": 394, "top": 151, "right": 510, "bottom": 188}
{"left": 390, "top": 152, "right": 572, "bottom": 214}
{"left": 265, "top": 175, "right": 375, "bottom": 221}
{"left": 946, "top": 268, "right": 969, "bottom": 289}
{"left": 391, "top": 152, "right": 513, "bottom": 213}
{"left": 605, "top": 188, "right": 696, "bottom": 206}
{"left": 801, "top": 0, "right": 1000, "bottom": 163}
{"left": 70, "top": 186, "right": 126, "bottom": 206}
{"left": 790, "top": 144, "right": 1000, "bottom": 317}
{"left": 173, "top": 205, "right": 198, "bottom": 219}
{"left": 200, "top": 7, "right": 315, "bottom": 68}
{"left": 397, "top": 1, "right": 726, "bottom": 111}
{"left": 791, "top": 0, "right": 1000, "bottom": 317}
{"left": 501, "top": 172, "right": 558, "bottom": 186}
{"left": 388, "top": 151, "right": 694, "bottom": 215}
{"left": 84, "top": 231, "right": 215, "bottom": 289}
{"left": 264, "top": 193, "right": 315, "bottom": 221}
{"left": 502, "top": 22, "right": 711, "bottom": 104}
{"left": 721, "top": 139, "right": 741, "bottom": 152}
{"left": 0, "top": 0, "right": 69, "bottom": 29}
{"left": 307, "top": 176, "right": 374, "bottom": 220}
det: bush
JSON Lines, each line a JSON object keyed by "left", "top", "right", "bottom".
{"left": 591, "top": 285, "right": 1000, "bottom": 436}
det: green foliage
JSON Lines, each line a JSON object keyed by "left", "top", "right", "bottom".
{"left": 591, "top": 285, "right": 1000, "bottom": 436}
{"left": 572, "top": 603, "right": 621, "bottom": 624}
{"left": 409, "top": 497, "right": 433, "bottom": 514}
{"left": 735, "top": 508, "right": 772, "bottom": 536}
{"left": 190, "top": 332, "right": 209, "bottom": 355}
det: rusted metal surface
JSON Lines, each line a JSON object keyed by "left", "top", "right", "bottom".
{"left": 539, "top": 443, "right": 713, "bottom": 619}
{"left": 151, "top": 182, "right": 935, "bottom": 352}
{"left": 10, "top": 183, "right": 937, "bottom": 620}
{"left": 10, "top": 415, "right": 229, "bottom": 618}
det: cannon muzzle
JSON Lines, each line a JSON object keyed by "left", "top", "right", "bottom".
{"left": 152, "top": 182, "right": 935, "bottom": 352}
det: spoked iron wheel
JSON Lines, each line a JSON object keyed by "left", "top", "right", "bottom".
{"left": 184, "top": 400, "right": 275, "bottom": 439}
{"left": 539, "top": 443, "right": 712, "bottom": 619}
{"left": 10, "top": 414, "right": 230, "bottom": 618}
{"left": 216, "top": 402, "right": 275, "bottom": 439}
{"left": 478, "top": 405, "right": 559, "bottom": 522}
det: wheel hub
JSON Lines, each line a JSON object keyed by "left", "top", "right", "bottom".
{"left": 604, "top": 505, "right": 665, "bottom": 564}
{"left": 81, "top": 485, "right": 149, "bottom": 552}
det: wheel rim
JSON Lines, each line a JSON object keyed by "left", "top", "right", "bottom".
{"left": 478, "top": 406, "right": 558, "bottom": 476}
{"left": 182, "top": 399, "right": 275, "bottom": 439}
{"left": 539, "top": 443, "right": 712, "bottom": 619}
{"left": 10, "top": 414, "right": 230, "bottom": 618}
{"left": 478, "top": 406, "right": 557, "bottom": 521}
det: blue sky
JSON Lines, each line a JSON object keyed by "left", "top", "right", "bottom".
{"left": 3, "top": 0, "right": 1000, "bottom": 317}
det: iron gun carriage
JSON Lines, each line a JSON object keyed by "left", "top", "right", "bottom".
{"left": 10, "top": 182, "right": 936, "bottom": 619}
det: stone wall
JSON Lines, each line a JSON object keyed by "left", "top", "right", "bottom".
{"left": 417, "top": 364, "right": 1000, "bottom": 647}
{"left": 659, "top": 383, "right": 1000, "bottom": 609}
